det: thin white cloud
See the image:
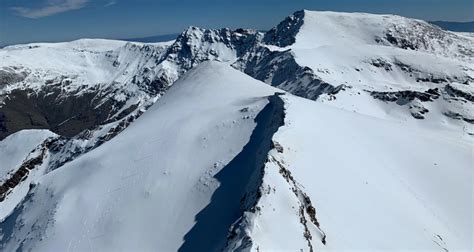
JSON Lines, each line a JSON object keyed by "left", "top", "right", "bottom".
{"left": 11, "top": 0, "right": 89, "bottom": 19}
{"left": 104, "top": 1, "right": 117, "bottom": 7}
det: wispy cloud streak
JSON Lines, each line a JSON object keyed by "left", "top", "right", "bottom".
{"left": 104, "top": 1, "right": 117, "bottom": 7}
{"left": 11, "top": 0, "right": 89, "bottom": 19}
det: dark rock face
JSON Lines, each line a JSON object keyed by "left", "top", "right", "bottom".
{"left": 0, "top": 68, "right": 27, "bottom": 87}
{"left": 370, "top": 88, "right": 441, "bottom": 119}
{"left": 370, "top": 88, "right": 440, "bottom": 103}
{"left": 445, "top": 84, "right": 474, "bottom": 102}
{"left": 369, "top": 58, "right": 393, "bottom": 71}
{"left": 0, "top": 85, "right": 123, "bottom": 140}
{"left": 384, "top": 33, "right": 418, "bottom": 50}
{"left": 371, "top": 85, "right": 474, "bottom": 121}
{"left": 263, "top": 10, "right": 305, "bottom": 47}
{"left": 409, "top": 103, "right": 430, "bottom": 119}
{"left": 236, "top": 47, "right": 339, "bottom": 100}
{"left": 163, "top": 27, "right": 259, "bottom": 71}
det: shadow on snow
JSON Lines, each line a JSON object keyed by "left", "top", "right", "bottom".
{"left": 178, "top": 93, "right": 285, "bottom": 252}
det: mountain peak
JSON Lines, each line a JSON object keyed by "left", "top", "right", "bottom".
{"left": 0, "top": 9, "right": 472, "bottom": 252}
{"left": 263, "top": 10, "right": 305, "bottom": 47}
{"left": 263, "top": 9, "right": 473, "bottom": 60}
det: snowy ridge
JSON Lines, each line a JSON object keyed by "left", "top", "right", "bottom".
{"left": 1, "top": 63, "right": 472, "bottom": 251}
{"left": 265, "top": 10, "right": 473, "bottom": 59}
{"left": 253, "top": 10, "right": 474, "bottom": 126}
{"left": 0, "top": 62, "right": 280, "bottom": 251}
{"left": 0, "top": 27, "right": 260, "bottom": 140}
{"left": 0, "top": 130, "right": 57, "bottom": 221}
{"left": 1, "top": 10, "right": 472, "bottom": 141}
{"left": 0, "top": 10, "right": 473, "bottom": 251}
{"left": 228, "top": 93, "right": 472, "bottom": 251}
{"left": 0, "top": 130, "right": 56, "bottom": 183}
{"left": 0, "top": 38, "right": 171, "bottom": 140}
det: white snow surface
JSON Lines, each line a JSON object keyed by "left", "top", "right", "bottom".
{"left": 0, "top": 129, "right": 56, "bottom": 181}
{"left": 1, "top": 62, "right": 471, "bottom": 251}
{"left": 266, "top": 10, "right": 474, "bottom": 124}
{"left": 0, "top": 10, "right": 473, "bottom": 252}
{"left": 0, "top": 130, "right": 57, "bottom": 221}
{"left": 0, "top": 38, "right": 172, "bottom": 103}
{"left": 246, "top": 94, "right": 472, "bottom": 251}
{"left": 0, "top": 62, "right": 279, "bottom": 251}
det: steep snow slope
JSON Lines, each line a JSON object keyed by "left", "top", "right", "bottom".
{"left": 0, "top": 130, "right": 55, "bottom": 181}
{"left": 1, "top": 62, "right": 471, "bottom": 251}
{"left": 1, "top": 9, "right": 473, "bottom": 252}
{"left": 0, "top": 39, "right": 172, "bottom": 139}
{"left": 2, "top": 10, "right": 471, "bottom": 142}
{"left": 2, "top": 11, "right": 473, "bottom": 141}
{"left": 0, "top": 62, "right": 280, "bottom": 251}
{"left": 0, "top": 28, "right": 258, "bottom": 141}
{"left": 242, "top": 10, "right": 474, "bottom": 127}
{"left": 0, "top": 39, "right": 165, "bottom": 91}
{"left": 0, "top": 28, "right": 261, "bottom": 211}
{"left": 231, "top": 95, "right": 472, "bottom": 251}
{"left": 0, "top": 130, "right": 57, "bottom": 221}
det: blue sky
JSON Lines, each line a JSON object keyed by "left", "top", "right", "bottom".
{"left": 1, "top": 0, "right": 473, "bottom": 46}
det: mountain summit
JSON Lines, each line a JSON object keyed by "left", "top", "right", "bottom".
{"left": 0, "top": 10, "right": 472, "bottom": 251}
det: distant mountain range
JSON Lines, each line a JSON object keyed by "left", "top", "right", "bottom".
{"left": 122, "top": 21, "right": 474, "bottom": 44}
{"left": 2, "top": 21, "right": 472, "bottom": 48}
{"left": 429, "top": 21, "right": 474, "bottom": 32}
{"left": 123, "top": 33, "right": 181, "bottom": 43}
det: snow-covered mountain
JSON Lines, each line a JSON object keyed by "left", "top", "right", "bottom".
{"left": 1, "top": 61, "right": 471, "bottom": 251}
{"left": 0, "top": 130, "right": 57, "bottom": 221}
{"left": 0, "top": 10, "right": 472, "bottom": 251}
{"left": 1, "top": 11, "right": 472, "bottom": 141}
{"left": 240, "top": 10, "right": 474, "bottom": 124}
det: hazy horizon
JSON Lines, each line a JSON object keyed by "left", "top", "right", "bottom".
{"left": 1, "top": 0, "right": 473, "bottom": 46}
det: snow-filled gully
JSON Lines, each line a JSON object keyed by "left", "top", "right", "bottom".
{"left": 179, "top": 93, "right": 285, "bottom": 252}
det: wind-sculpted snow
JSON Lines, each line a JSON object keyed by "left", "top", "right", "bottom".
{"left": 0, "top": 130, "right": 57, "bottom": 222}
{"left": 0, "top": 10, "right": 473, "bottom": 252}
{"left": 1, "top": 10, "right": 472, "bottom": 140}
{"left": 0, "top": 60, "right": 472, "bottom": 251}
{"left": 0, "top": 130, "right": 55, "bottom": 182}
{"left": 0, "top": 27, "right": 259, "bottom": 140}
{"left": 249, "top": 10, "right": 474, "bottom": 126}
{"left": 0, "top": 39, "right": 171, "bottom": 139}
{"left": 179, "top": 94, "right": 284, "bottom": 252}
{"left": 0, "top": 62, "right": 281, "bottom": 251}
{"left": 224, "top": 94, "right": 472, "bottom": 251}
